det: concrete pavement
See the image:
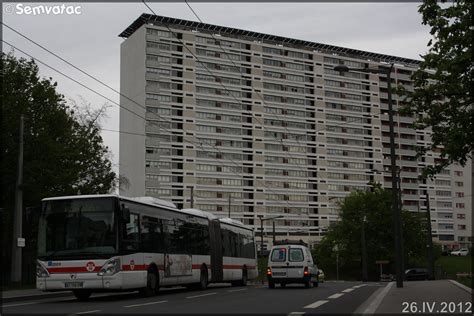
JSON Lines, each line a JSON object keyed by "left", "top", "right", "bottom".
{"left": 356, "top": 279, "right": 472, "bottom": 314}
{"left": 2, "top": 288, "right": 72, "bottom": 303}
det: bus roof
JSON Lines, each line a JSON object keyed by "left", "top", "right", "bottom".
{"left": 181, "top": 208, "right": 218, "bottom": 220}
{"left": 42, "top": 194, "right": 119, "bottom": 202}
{"left": 127, "top": 196, "right": 177, "bottom": 209}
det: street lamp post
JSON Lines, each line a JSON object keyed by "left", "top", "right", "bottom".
{"left": 257, "top": 215, "right": 284, "bottom": 256}
{"left": 361, "top": 215, "right": 368, "bottom": 282}
{"left": 257, "top": 215, "right": 283, "bottom": 284}
{"left": 334, "top": 64, "right": 403, "bottom": 288}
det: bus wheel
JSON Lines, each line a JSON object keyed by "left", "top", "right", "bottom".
{"left": 199, "top": 268, "right": 208, "bottom": 290}
{"left": 73, "top": 290, "right": 92, "bottom": 301}
{"left": 140, "top": 268, "right": 159, "bottom": 297}
{"left": 232, "top": 269, "right": 248, "bottom": 287}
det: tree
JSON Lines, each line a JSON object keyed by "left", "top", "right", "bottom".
{"left": 398, "top": 0, "right": 473, "bottom": 178}
{"left": 1, "top": 52, "right": 117, "bottom": 284}
{"left": 313, "top": 187, "right": 426, "bottom": 280}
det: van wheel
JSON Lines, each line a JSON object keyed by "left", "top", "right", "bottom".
{"left": 268, "top": 281, "right": 275, "bottom": 289}
{"left": 73, "top": 290, "right": 92, "bottom": 301}
{"left": 140, "top": 268, "right": 159, "bottom": 297}
{"left": 199, "top": 268, "right": 208, "bottom": 290}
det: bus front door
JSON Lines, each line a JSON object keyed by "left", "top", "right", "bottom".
{"left": 209, "top": 219, "right": 223, "bottom": 282}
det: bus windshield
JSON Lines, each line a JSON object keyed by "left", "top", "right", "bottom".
{"left": 38, "top": 198, "right": 117, "bottom": 259}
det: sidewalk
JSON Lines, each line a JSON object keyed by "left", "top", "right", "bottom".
{"left": 1, "top": 288, "right": 71, "bottom": 303}
{"left": 365, "top": 280, "right": 472, "bottom": 314}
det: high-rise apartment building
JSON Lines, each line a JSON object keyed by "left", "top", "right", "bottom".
{"left": 119, "top": 14, "right": 472, "bottom": 250}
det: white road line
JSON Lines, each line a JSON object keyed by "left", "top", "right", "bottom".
{"left": 360, "top": 281, "right": 394, "bottom": 314}
{"left": 228, "top": 288, "right": 247, "bottom": 292}
{"left": 328, "top": 293, "right": 344, "bottom": 299}
{"left": 2, "top": 302, "right": 38, "bottom": 308}
{"left": 342, "top": 288, "right": 354, "bottom": 293}
{"left": 124, "top": 300, "right": 168, "bottom": 308}
{"left": 76, "top": 310, "right": 101, "bottom": 314}
{"left": 186, "top": 292, "right": 217, "bottom": 299}
{"left": 288, "top": 312, "right": 306, "bottom": 315}
{"left": 304, "top": 300, "right": 329, "bottom": 309}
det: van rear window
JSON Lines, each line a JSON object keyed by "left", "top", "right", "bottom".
{"left": 270, "top": 248, "right": 286, "bottom": 262}
{"left": 289, "top": 248, "right": 304, "bottom": 262}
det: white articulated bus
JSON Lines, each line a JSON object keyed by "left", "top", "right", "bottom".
{"left": 36, "top": 195, "right": 257, "bottom": 300}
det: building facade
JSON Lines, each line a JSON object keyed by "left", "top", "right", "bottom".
{"left": 119, "top": 14, "right": 472, "bottom": 250}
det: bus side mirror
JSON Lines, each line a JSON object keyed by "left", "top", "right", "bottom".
{"left": 121, "top": 207, "right": 130, "bottom": 223}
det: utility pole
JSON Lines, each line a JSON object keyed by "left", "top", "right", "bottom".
{"left": 361, "top": 216, "right": 368, "bottom": 282}
{"left": 11, "top": 114, "right": 24, "bottom": 284}
{"left": 272, "top": 221, "right": 276, "bottom": 243}
{"left": 228, "top": 195, "right": 231, "bottom": 218}
{"left": 190, "top": 186, "right": 194, "bottom": 208}
{"left": 397, "top": 168, "right": 405, "bottom": 274}
{"left": 386, "top": 64, "right": 403, "bottom": 288}
{"left": 425, "top": 192, "right": 435, "bottom": 280}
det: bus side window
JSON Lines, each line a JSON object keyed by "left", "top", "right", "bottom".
{"left": 123, "top": 213, "right": 140, "bottom": 251}
{"left": 141, "top": 216, "right": 163, "bottom": 253}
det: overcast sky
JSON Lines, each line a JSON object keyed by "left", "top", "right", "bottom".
{"left": 3, "top": 1, "right": 432, "bottom": 174}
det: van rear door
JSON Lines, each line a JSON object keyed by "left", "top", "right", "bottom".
{"left": 286, "top": 247, "right": 305, "bottom": 279}
{"left": 269, "top": 246, "right": 288, "bottom": 278}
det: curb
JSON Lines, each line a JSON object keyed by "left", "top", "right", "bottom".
{"left": 1, "top": 291, "right": 72, "bottom": 303}
{"left": 357, "top": 281, "right": 393, "bottom": 315}
{"left": 449, "top": 279, "right": 472, "bottom": 294}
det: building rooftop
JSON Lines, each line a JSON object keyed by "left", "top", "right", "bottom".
{"left": 119, "top": 13, "right": 422, "bottom": 67}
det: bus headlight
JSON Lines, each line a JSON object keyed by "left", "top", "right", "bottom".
{"left": 98, "top": 258, "right": 121, "bottom": 276}
{"left": 36, "top": 261, "right": 50, "bottom": 278}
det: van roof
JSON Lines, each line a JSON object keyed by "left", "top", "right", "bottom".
{"left": 273, "top": 239, "right": 308, "bottom": 247}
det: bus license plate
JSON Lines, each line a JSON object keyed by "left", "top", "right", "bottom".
{"left": 64, "top": 282, "right": 83, "bottom": 288}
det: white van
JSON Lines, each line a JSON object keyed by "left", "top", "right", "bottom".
{"left": 266, "top": 240, "right": 319, "bottom": 288}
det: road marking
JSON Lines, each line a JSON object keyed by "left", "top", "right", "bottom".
{"left": 186, "top": 292, "right": 217, "bottom": 299}
{"left": 76, "top": 310, "right": 101, "bottom": 314}
{"left": 2, "top": 302, "right": 38, "bottom": 308}
{"left": 124, "top": 300, "right": 168, "bottom": 308}
{"left": 359, "top": 281, "right": 394, "bottom": 314}
{"left": 328, "top": 293, "right": 344, "bottom": 299}
{"left": 288, "top": 312, "right": 305, "bottom": 315}
{"left": 342, "top": 288, "right": 354, "bottom": 293}
{"left": 228, "top": 288, "right": 247, "bottom": 292}
{"left": 304, "top": 300, "right": 329, "bottom": 309}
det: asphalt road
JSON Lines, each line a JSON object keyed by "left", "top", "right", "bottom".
{"left": 1, "top": 281, "right": 384, "bottom": 315}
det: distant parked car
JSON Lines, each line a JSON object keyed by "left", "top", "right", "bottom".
{"left": 318, "top": 269, "right": 325, "bottom": 283}
{"left": 405, "top": 268, "right": 429, "bottom": 281}
{"left": 450, "top": 248, "right": 469, "bottom": 256}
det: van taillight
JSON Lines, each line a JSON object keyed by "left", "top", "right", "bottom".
{"left": 267, "top": 267, "right": 272, "bottom": 276}
{"left": 304, "top": 267, "right": 309, "bottom": 275}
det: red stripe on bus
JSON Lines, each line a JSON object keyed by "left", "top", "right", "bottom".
{"left": 47, "top": 266, "right": 102, "bottom": 273}
{"left": 190, "top": 264, "right": 256, "bottom": 270}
